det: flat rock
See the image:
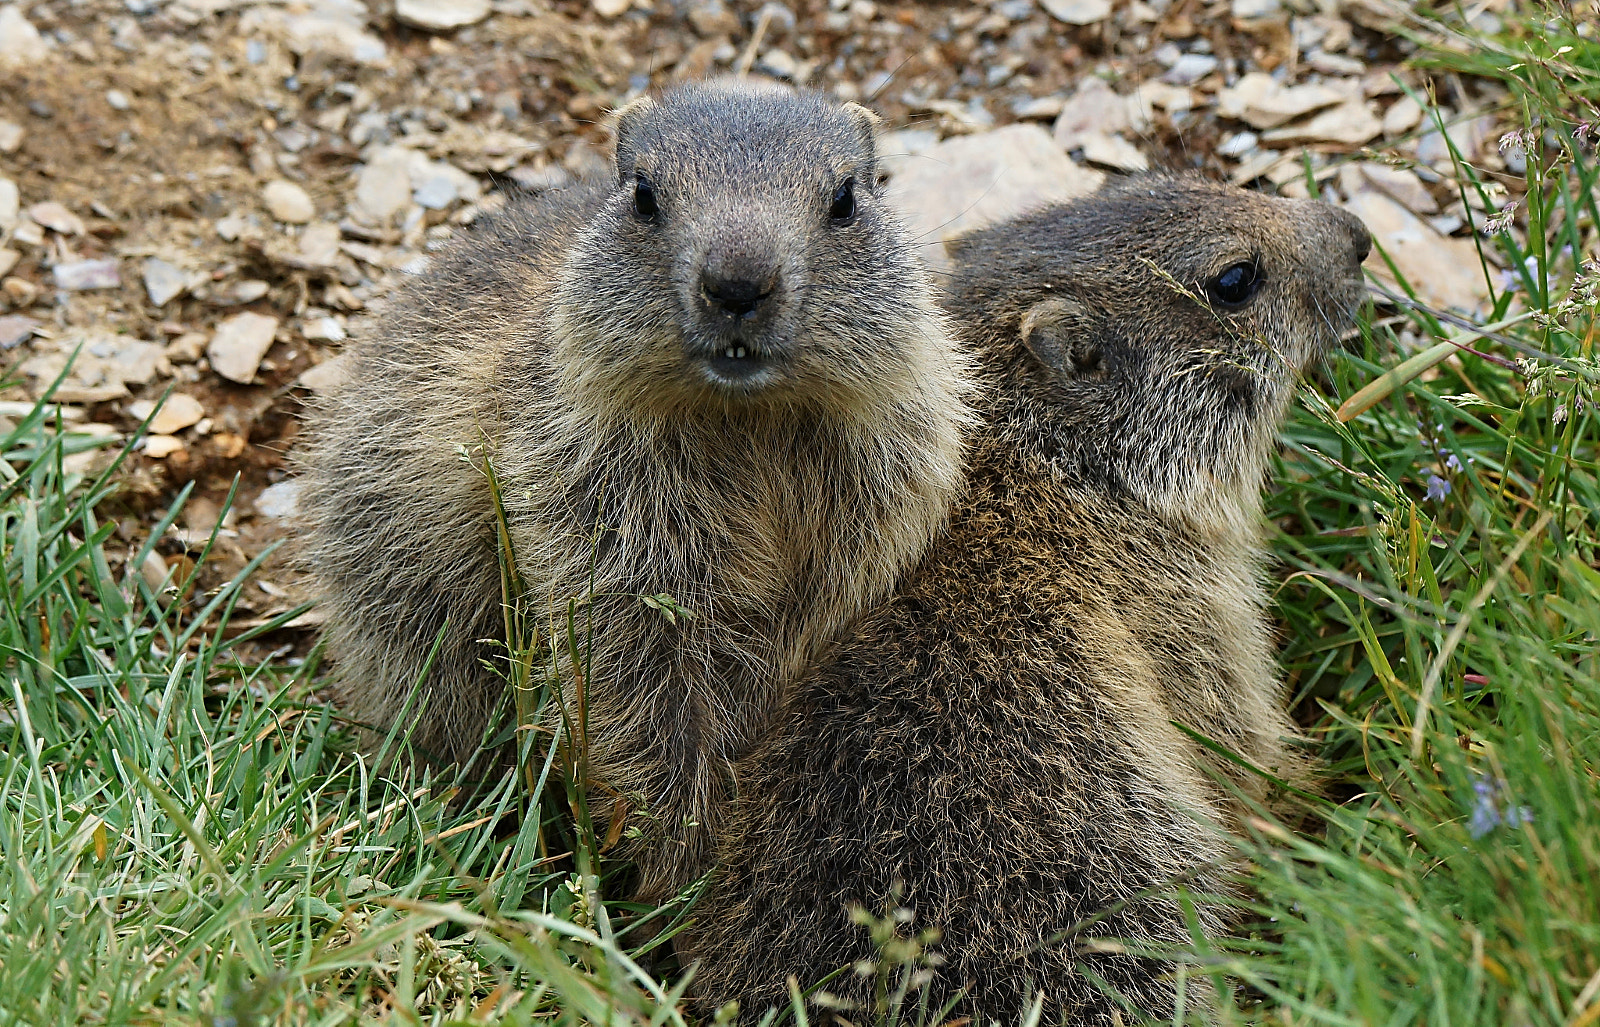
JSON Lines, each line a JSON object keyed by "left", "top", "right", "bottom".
{"left": 27, "top": 201, "right": 85, "bottom": 235}
{"left": 87, "top": 337, "right": 167, "bottom": 384}
{"left": 1040, "top": 0, "right": 1110, "bottom": 24}
{"left": 20, "top": 334, "right": 167, "bottom": 402}
{"left": 142, "top": 257, "right": 188, "bottom": 306}
{"left": 353, "top": 146, "right": 414, "bottom": 225}
{"left": 298, "top": 222, "right": 343, "bottom": 267}
{"left": 886, "top": 123, "right": 1104, "bottom": 268}
{"left": 1218, "top": 72, "right": 1345, "bottom": 129}
{"left": 1341, "top": 163, "right": 1437, "bottom": 214}
{"left": 143, "top": 435, "right": 185, "bottom": 458}
{"left": 1053, "top": 76, "right": 1130, "bottom": 148}
{"left": 1382, "top": 94, "right": 1424, "bottom": 137}
{"left": 129, "top": 393, "right": 205, "bottom": 434}
{"left": 240, "top": 0, "right": 386, "bottom": 66}
{"left": 1079, "top": 132, "right": 1149, "bottom": 171}
{"left": 53, "top": 259, "right": 121, "bottom": 290}
{"left": 0, "top": 5, "right": 49, "bottom": 71}
{"left": 302, "top": 315, "right": 346, "bottom": 341}
{"left": 254, "top": 479, "right": 304, "bottom": 520}
{"left": 1262, "top": 100, "right": 1382, "bottom": 147}
{"left": 875, "top": 128, "right": 942, "bottom": 182}
{"left": 0, "top": 120, "right": 20, "bottom": 152}
{"left": 1163, "top": 53, "right": 1218, "bottom": 86}
{"left": 394, "top": 0, "right": 490, "bottom": 30}
{"left": 297, "top": 351, "right": 352, "bottom": 391}
{"left": 0, "top": 177, "right": 16, "bottom": 230}
{"left": 1231, "top": 0, "right": 1280, "bottom": 17}
{"left": 263, "top": 179, "right": 314, "bottom": 223}
{"left": 1416, "top": 114, "right": 1494, "bottom": 166}
{"left": 1344, "top": 188, "right": 1488, "bottom": 314}
{"left": 0, "top": 313, "right": 37, "bottom": 349}
{"left": 208, "top": 311, "right": 280, "bottom": 383}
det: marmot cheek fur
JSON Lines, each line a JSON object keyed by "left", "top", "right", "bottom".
{"left": 684, "top": 175, "right": 1371, "bottom": 1024}
{"left": 297, "top": 78, "right": 973, "bottom": 901}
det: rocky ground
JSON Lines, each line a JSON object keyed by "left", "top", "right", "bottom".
{"left": 0, "top": 0, "right": 1537, "bottom": 658}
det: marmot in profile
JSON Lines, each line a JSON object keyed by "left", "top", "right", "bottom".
{"left": 298, "top": 80, "right": 972, "bottom": 900}
{"left": 684, "top": 176, "right": 1371, "bottom": 1023}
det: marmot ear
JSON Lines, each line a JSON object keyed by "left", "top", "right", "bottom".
{"left": 1020, "top": 297, "right": 1102, "bottom": 380}
{"left": 611, "top": 94, "right": 657, "bottom": 170}
{"left": 842, "top": 101, "right": 881, "bottom": 181}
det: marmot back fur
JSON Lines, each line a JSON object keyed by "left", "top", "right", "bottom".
{"left": 298, "top": 79, "right": 972, "bottom": 900}
{"left": 684, "top": 175, "right": 1371, "bottom": 1023}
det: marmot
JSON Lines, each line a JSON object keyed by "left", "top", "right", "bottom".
{"left": 298, "top": 79, "right": 972, "bottom": 900}
{"left": 683, "top": 176, "right": 1371, "bottom": 1023}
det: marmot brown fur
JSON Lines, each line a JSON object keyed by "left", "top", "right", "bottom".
{"left": 683, "top": 176, "right": 1371, "bottom": 1023}
{"left": 297, "top": 79, "right": 972, "bottom": 900}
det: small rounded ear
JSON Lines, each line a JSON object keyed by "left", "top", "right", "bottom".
{"left": 610, "top": 94, "right": 657, "bottom": 172}
{"left": 1020, "top": 297, "right": 1102, "bottom": 379}
{"left": 842, "top": 100, "right": 881, "bottom": 182}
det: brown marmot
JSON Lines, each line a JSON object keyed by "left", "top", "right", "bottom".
{"left": 297, "top": 79, "right": 972, "bottom": 900}
{"left": 683, "top": 175, "right": 1371, "bottom": 1023}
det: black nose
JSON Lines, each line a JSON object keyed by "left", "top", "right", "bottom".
{"left": 1337, "top": 207, "right": 1372, "bottom": 264}
{"left": 1353, "top": 225, "right": 1372, "bottom": 264}
{"left": 702, "top": 272, "right": 774, "bottom": 319}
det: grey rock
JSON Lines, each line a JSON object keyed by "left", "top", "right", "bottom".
{"left": 886, "top": 123, "right": 1103, "bottom": 269}
{"left": 1163, "top": 53, "right": 1218, "bottom": 85}
{"left": 0, "top": 177, "right": 16, "bottom": 231}
{"left": 254, "top": 479, "right": 304, "bottom": 521}
{"left": 208, "top": 311, "right": 280, "bottom": 383}
{"left": 27, "top": 201, "right": 85, "bottom": 235}
{"left": 0, "top": 5, "right": 49, "bottom": 70}
{"left": 1039, "top": 0, "right": 1110, "bottom": 24}
{"left": 412, "top": 172, "right": 458, "bottom": 209}
{"left": 53, "top": 259, "right": 121, "bottom": 291}
{"left": 142, "top": 257, "right": 188, "bottom": 306}
{"left": 1230, "top": 0, "right": 1280, "bottom": 18}
{"left": 353, "top": 146, "right": 413, "bottom": 224}
{"left": 0, "top": 314, "right": 38, "bottom": 349}
{"left": 264, "top": 179, "right": 315, "bottom": 223}
{"left": 394, "top": 0, "right": 490, "bottom": 31}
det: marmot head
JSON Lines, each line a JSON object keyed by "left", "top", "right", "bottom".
{"left": 551, "top": 78, "right": 951, "bottom": 421}
{"left": 946, "top": 174, "right": 1370, "bottom": 533}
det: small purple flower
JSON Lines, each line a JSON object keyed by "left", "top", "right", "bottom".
{"left": 1425, "top": 474, "right": 1452, "bottom": 502}
{"left": 1445, "top": 453, "right": 1462, "bottom": 472}
{"left": 1468, "top": 775, "right": 1534, "bottom": 839}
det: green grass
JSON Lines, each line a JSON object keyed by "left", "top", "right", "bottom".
{"left": 1, "top": 5, "right": 1597, "bottom": 1025}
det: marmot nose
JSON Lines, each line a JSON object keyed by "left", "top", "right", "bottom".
{"left": 1352, "top": 224, "right": 1372, "bottom": 264}
{"left": 701, "top": 271, "right": 775, "bottom": 319}
{"left": 1336, "top": 207, "right": 1372, "bottom": 265}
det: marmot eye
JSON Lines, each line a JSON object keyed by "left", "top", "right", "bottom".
{"left": 1206, "top": 260, "right": 1263, "bottom": 308}
{"left": 633, "top": 173, "right": 658, "bottom": 220}
{"left": 829, "top": 177, "right": 856, "bottom": 223}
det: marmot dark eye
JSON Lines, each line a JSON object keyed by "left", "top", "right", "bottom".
{"left": 1207, "top": 260, "right": 1262, "bottom": 308}
{"left": 633, "top": 173, "right": 658, "bottom": 220}
{"left": 829, "top": 177, "right": 856, "bottom": 223}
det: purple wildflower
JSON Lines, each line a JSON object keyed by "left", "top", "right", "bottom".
{"left": 1445, "top": 452, "right": 1462, "bottom": 472}
{"left": 1425, "top": 474, "right": 1452, "bottom": 502}
{"left": 1469, "top": 776, "right": 1534, "bottom": 839}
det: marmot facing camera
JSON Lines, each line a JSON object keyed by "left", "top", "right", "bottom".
{"left": 299, "top": 79, "right": 973, "bottom": 900}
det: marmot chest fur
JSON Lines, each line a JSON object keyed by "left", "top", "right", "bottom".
{"left": 298, "top": 79, "right": 972, "bottom": 900}
{"left": 684, "top": 175, "right": 1371, "bottom": 1024}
